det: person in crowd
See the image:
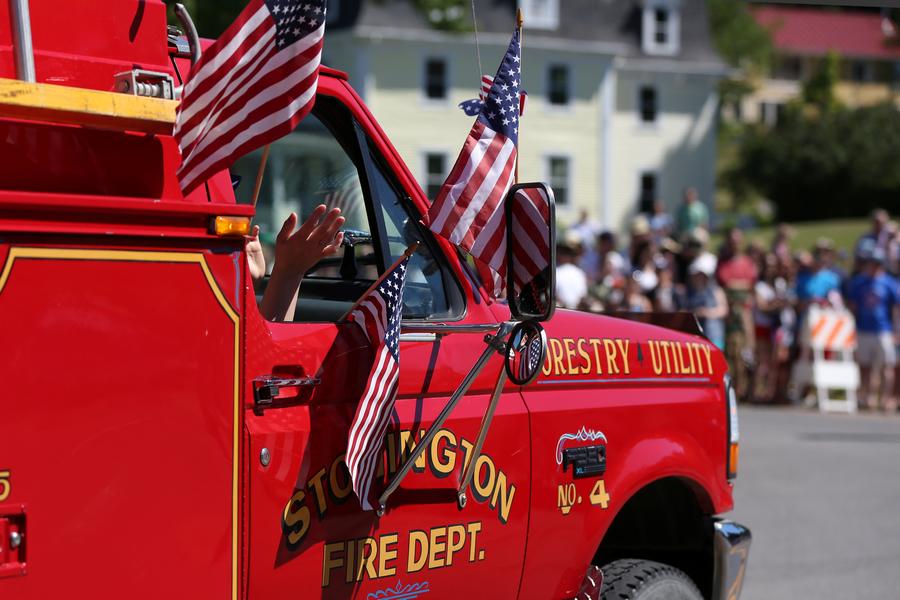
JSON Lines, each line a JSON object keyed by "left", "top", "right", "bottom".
{"left": 630, "top": 239, "right": 659, "bottom": 295}
{"left": 676, "top": 227, "right": 716, "bottom": 286}
{"left": 855, "top": 208, "right": 891, "bottom": 260}
{"left": 753, "top": 254, "right": 789, "bottom": 402}
{"left": 247, "top": 206, "right": 345, "bottom": 322}
{"left": 771, "top": 223, "right": 794, "bottom": 264}
{"left": 675, "top": 187, "right": 709, "bottom": 237}
{"left": 681, "top": 253, "right": 728, "bottom": 350}
{"left": 813, "top": 237, "right": 848, "bottom": 283}
{"left": 716, "top": 228, "right": 759, "bottom": 399}
{"left": 657, "top": 237, "right": 681, "bottom": 273}
{"left": 627, "top": 215, "right": 653, "bottom": 271}
{"left": 847, "top": 244, "right": 900, "bottom": 412}
{"left": 649, "top": 199, "right": 673, "bottom": 244}
{"left": 555, "top": 236, "right": 589, "bottom": 310}
{"left": 885, "top": 220, "right": 900, "bottom": 276}
{"left": 746, "top": 238, "right": 766, "bottom": 272}
{"left": 772, "top": 252, "right": 799, "bottom": 403}
{"left": 624, "top": 272, "right": 653, "bottom": 312}
{"left": 653, "top": 266, "right": 680, "bottom": 312}
{"left": 568, "top": 208, "right": 600, "bottom": 279}
{"left": 596, "top": 230, "right": 626, "bottom": 279}
{"left": 590, "top": 251, "right": 627, "bottom": 310}
{"left": 795, "top": 244, "right": 842, "bottom": 310}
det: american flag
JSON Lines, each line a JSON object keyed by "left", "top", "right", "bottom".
{"left": 426, "top": 28, "right": 521, "bottom": 297}
{"left": 458, "top": 74, "right": 527, "bottom": 117}
{"left": 174, "top": 0, "right": 326, "bottom": 195}
{"left": 345, "top": 255, "right": 409, "bottom": 510}
{"left": 480, "top": 74, "right": 494, "bottom": 100}
{"left": 510, "top": 186, "right": 551, "bottom": 293}
{"left": 518, "top": 330, "right": 544, "bottom": 381}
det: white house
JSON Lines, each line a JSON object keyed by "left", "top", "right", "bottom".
{"left": 239, "top": 0, "right": 726, "bottom": 236}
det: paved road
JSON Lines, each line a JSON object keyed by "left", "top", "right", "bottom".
{"left": 729, "top": 406, "right": 900, "bottom": 600}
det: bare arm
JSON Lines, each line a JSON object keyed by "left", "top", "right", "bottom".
{"left": 246, "top": 225, "right": 267, "bottom": 283}
{"left": 699, "top": 286, "right": 730, "bottom": 320}
{"left": 260, "top": 205, "right": 345, "bottom": 322}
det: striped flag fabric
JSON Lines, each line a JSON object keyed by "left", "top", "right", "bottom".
{"left": 517, "top": 329, "right": 544, "bottom": 381}
{"left": 427, "top": 28, "right": 521, "bottom": 297}
{"left": 346, "top": 255, "right": 409, "bottom": 510}
{"left": 479, "top": 74, "right": 494, "bottom": 100}
{"left": 510, "top": 186, "right": 551, "bottom": 293}
{"left": 174, "top": 0, "right": 326, "bottom": 195}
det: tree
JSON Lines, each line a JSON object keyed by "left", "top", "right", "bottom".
{"left": 802, "top": 51, "right": 840, "bottom": 112}
{"left": 163, "top": 0, "right": 243, "bottom": 38}
{"left": 738, "top": 102, "right": 900, "bottom": 221}
{"left": 707, "top": 0, "right": 774, "bottom": 106}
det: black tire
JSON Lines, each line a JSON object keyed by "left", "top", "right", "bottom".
{"left": 599, "top": 559, "right": 702, "bottom": 600}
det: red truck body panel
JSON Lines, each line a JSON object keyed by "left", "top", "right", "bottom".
{"left": 0, "top": 2, "right": 736, "bottom": 598}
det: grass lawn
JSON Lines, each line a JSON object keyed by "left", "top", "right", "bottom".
{"left": 714, "top": 218, "right": 870, "bottom": 255}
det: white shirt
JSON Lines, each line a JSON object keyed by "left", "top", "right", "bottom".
{"left": 556, "top": 263, "right": 588, "bottom": 309}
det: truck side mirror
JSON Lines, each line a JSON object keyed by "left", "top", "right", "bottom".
{"left": 506, "top": 182, "right": 556, "bottom": 322}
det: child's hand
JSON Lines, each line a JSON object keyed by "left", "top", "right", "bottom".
{"left": 246, "top": 225, "right": 266, "bottom": 282}
{"left": 270, "top": 206, "right": 345, "bottom": 279}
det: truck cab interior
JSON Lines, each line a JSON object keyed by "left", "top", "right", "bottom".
{"left": 235, "top": 94, "right": 466, "bottom": 324}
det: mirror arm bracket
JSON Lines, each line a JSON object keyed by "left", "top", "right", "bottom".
{"left": 457, "top": 366, "right": 507, "bottom": 508}
{"left": 377, "top": 321, "right": 515, "bottom": 515}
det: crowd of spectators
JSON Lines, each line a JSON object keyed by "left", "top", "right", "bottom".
{"left": 558, "top": 194, "right": 900, "bottom": 412}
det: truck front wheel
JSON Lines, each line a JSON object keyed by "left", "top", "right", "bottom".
{"left": 599, "top": 559, "right": 702, "bottom": 600}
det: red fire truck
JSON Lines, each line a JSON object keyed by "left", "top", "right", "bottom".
{"left": 0, "top": 1, "right": 749, "bottom": 599}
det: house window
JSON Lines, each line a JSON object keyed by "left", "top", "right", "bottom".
{"left": 547, "top": 156, "right": 569, "bottom": 206}
{"left": 654, "top": 8, "right": 669, "bottom": 44}
{"left": 547, "top": 64, "right": 569, "bottom": 106}
{"left": 639, "top": 172, "right": 657, "bottom": 214}
{"left": 639, "top": 86, "right": 657, "bottom": 123}
{"left": 424, "top": 58, "right": 447, "bottom": 100}
{"left": 424, "top": 153, "right": 447, "bottom": 199}
{"left": 774, "top": 56, "right": 802, "bottom": 80}
{"left": 642, "top": 1, "right": 680, "bottom": 56}
{"left": 759, "top": 102, "right": 783, "bottom": 126}
{"left": 517, "top": 0, "right": 559, "bottom": 30}
{"left": 851, "top": 60, "right": 871, "bottom": 83}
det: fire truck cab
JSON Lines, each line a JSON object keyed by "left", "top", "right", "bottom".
{"left": 0, "top": 1, "right": 749, "bottom": 599}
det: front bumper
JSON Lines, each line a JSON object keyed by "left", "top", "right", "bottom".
{"left": 712, "top": 519, "right": 751, "bottom": 600}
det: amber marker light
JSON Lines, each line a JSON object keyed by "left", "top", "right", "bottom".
{"left": 729, "top": 442, "right": 740, "bottom": 479}
{"left": 213, "top": 216, "right": 251, "bottom": 237}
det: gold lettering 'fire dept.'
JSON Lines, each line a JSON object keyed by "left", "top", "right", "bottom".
{"left": 282, "top": 428, "right": 517, "bottom": 549}
{"left": 541, "top": 337, "right": 715, "bottom": 377}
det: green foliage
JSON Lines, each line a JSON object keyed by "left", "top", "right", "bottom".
{"left": 163, "top": 0, "right": 472, "bottom": 36}
{"left": 802, "top": 51, "right": 840, "bottom": 112}
{"left": 710, "top": 218, "right": 869, "bottom": 256}
{"left": 738, "top": 102, "right": 900, "bottom": 221}
{"left": 707, "top": 0, "right": 773, "bottom": 104}
{"left": 163, "top": 0, "right": 243, "bottom": 38}
{"left": 412, "top": 0, "right": 470, "bottom": 32}
{"left": 707, "top": 0, "right": 773, "bottom": 70}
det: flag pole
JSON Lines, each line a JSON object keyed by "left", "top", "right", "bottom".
{"left": 339, "top": 242, "right": 420, "bottom": 322}
{"left": 251, "top": 144, "right": 271, "bottom": 206}
{"left": 515, "top": 8, "right": 523, "bottom": 185}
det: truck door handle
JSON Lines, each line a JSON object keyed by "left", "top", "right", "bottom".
{"left": 253, "top": 376, "right": 319, "bottom": 407}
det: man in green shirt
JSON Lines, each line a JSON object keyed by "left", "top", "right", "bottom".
{"left": 676, "top": 187, "right": 709, "bottom": 237}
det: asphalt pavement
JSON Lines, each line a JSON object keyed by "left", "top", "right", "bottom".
{"left": 729, "top": 405, "right": 900, "bottom": 600}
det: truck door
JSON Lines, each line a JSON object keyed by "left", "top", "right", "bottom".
{"left": 242, "top": 91, "right": 530, "bottom": 599}
{"left": 0, "top": 239, "right": 243, "bottom": 599}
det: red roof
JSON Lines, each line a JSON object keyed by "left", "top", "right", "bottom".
{"left": 752, "top": 6, "right": 900, "bottom": 60}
